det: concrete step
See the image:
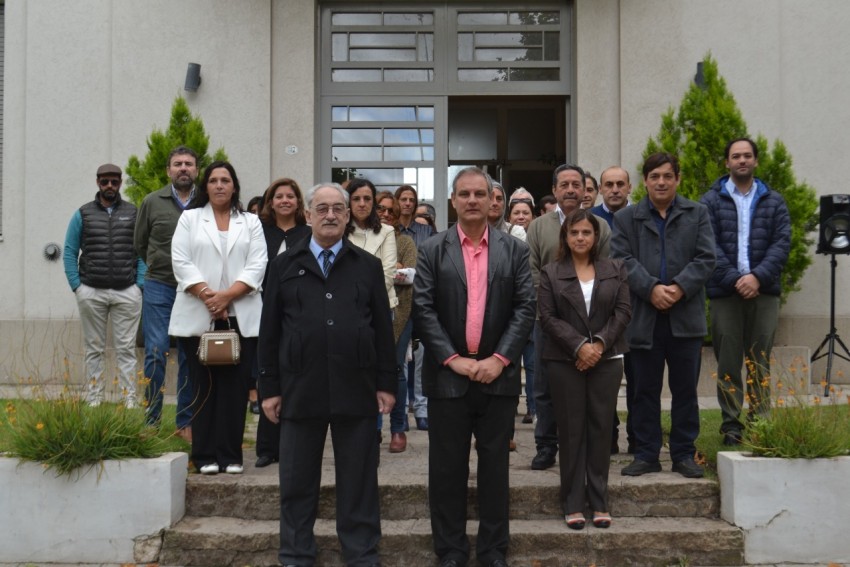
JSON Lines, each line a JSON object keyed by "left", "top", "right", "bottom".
{"left": 185, "top": 462, "right": 720, "bottom": 521}
{"left": 160, "top": 515, "right": 744, "bottom": 567}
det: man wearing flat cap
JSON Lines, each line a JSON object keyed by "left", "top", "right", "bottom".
{"left": 64, "top": 163, "right": 146, "bottom": 407}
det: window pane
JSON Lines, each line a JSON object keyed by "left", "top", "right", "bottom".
{"left": 475, "top": 32, "right": 542, "bottom": 47}
{"left": 458, "top": 33, "right": 473, "bottom": 61}
{"left": 417, "top": 107, "right": 434, "bottom": 121}
{"left": 385, "top": 147, "right": 423, "bottom": 161}
{"left": 420, "top": 129, "right": 434, "bottom": 143}
{"left": 507, "top": 109, "right": 555, "bottom": 160}
{"left": 543, "top": 32, "right": 560, "bottom": 61}
{"left": 332, "top": 107, "right": 349, "bottom": 121}
{"left": 332, "top": 128, "right": 382, "bottom": 144}
{"left": 458, "top": 12, "right": 507, "bottom": 25}
{"left": 332, "top": 34, "right": 349, "bottom": 62}
{"left": 476, "top": 48, "right": 542, "bottom": 62}
{"left": 383, "top": 69, "right": 434, "bottom": 82}
{"left": 509, "top": 68, "right": 559, "bottom": 81}
{"left": 417, "top": 34, "right": 435, "bottom": 61}
{"left": 384, "top": 129, "right": 421, "bottom": 144}
{"left": 351, "top": 48, "right": 417, "bottom": 62}
{"left": 422, "top": 147, "right": 435, "bottom": 161}
{"left": 332, "top": 13, "right": 382, "bottom": 25}
{"left": 332, "top": 146, "right": 382, "bottom": 161}
{"left": 448, "top": 108, "right": 498, "bottom": 160}
{"left": 332, "top": 69, "right": 383, "bottom": 82}
{"left": 458, "top": 68, "right": 508, "bottom": 82}
{"left": 350, "top": 33, "right": 416, "bottom": 47}
{"left": 350, "top": 107, "right": 418, "bottom": 121}
{"left": 351, "top": 169, "right": 405, "bottom": 185}
{"left": 384, "top": 13, "right": 434, "bottom": 26}
{"left": 509, "top": 11, "right": 560, "bottom": 25}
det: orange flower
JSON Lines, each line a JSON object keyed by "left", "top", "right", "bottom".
{"left": 36, "top": 422, "right": 44, "bottom": 430}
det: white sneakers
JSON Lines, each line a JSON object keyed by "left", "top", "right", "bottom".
{"left": 199, "top": 464, "right": 243, "bottom": 475}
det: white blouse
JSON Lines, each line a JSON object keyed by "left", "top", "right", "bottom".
{"left": 348, "top": 223, "right": 399, "bottom": 308}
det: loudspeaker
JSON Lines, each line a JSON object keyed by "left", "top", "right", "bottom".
{"left": 184, "top": 63, "right": 202, "bottom": 92}
{"left": 818, "top": 194, "right": 850, "bottom": 254}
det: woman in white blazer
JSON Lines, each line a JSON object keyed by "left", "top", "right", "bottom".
{"left": 169, "top": 161, "right": 267, "bottom": 475}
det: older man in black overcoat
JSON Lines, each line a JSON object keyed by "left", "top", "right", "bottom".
{"left": 258, "top": 182, "right": 396, "bottom": 567}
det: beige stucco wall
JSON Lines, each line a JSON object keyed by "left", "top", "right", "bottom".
{"left": 2, "top": 0, "right": 847, "bottom": 383}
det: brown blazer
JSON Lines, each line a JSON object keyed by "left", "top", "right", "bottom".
{"left": 538, "top": 256, "right": 631, "bottom": 362}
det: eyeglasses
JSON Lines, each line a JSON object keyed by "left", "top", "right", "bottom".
{"left": 510, "top": 198, "right": 533, "bottom": 206}
{"left": 98, "top": 178, "right": 121, "bottom": 188}
{"left": 313, "top": 204, "right": 348, "bottom": 216}
{"left": 376, "top": 205, "right": 392, "bottom": 213}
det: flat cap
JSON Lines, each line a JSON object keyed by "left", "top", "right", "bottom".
{"left": 96, "top": 163, "right": 122, "bottom": 176}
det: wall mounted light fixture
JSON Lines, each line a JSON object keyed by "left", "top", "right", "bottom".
{"left": 184, "top": 63, "right": 202, "bottom": 92}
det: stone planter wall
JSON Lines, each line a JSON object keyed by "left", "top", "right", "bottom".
{"left": 718, "top": 451, "right": 850, "bottom": 564}
{"left": 0, "top": 452, "right": 188, "bottom": 564}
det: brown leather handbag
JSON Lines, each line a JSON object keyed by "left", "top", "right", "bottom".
{"left": 197, "top": 320, "right": 241, "bottom": 366}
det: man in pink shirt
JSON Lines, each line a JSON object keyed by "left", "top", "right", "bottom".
{"left": 413, "top": 167, "right": 535, "bottom": 567}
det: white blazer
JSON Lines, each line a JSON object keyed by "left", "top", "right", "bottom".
{"left": 169, "top": 205, "right": 267, "bottom": 337}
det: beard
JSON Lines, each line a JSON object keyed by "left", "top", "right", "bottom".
{"left": 173, "top": 175, "right": 194, "bottom": 191}
{"left": 99, "top": 189, "right": 118, "bottom": 203}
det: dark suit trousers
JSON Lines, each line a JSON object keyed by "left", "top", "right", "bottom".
{"left": 630, "top": 314, "right": 703, "bottom": 463}
{"left": 278, "top": 415, "right": 381, "bottom": 567}
{"left": 428, "top": 383, "right": 516, "bottom": 564}
{"left": 179, "top": 334, "right": 254, "bottom": 469}
{"left": 255, "top": 388, "right": 280, "bottom": 458}
{"left": 549, "top": 358, "right": 622, "bottom": 514}
{"left": 532, "top": 321, "right": 559, "bottom": 451}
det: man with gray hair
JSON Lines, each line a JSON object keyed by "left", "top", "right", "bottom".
{"left": 415, "top": 167, "right": 535, "bottom": 567}
{"left": 259, "top": 182, "right": 397, "bottom": 567}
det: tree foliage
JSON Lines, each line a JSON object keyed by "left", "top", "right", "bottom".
{"left": 124, "top": 96, "right": 228, "bottom": 206}
{"left": 635, "top": 54, "right": 817, "bottom": 301}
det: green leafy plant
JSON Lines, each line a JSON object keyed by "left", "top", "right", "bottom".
{"left": 124, "top": 95, "right": 228, "bottom": 206}
{"left": 718, "top": 356, "right": 850, "bottom": 459}
{"left": 635, "top": 54, "right": 817, "bottom": 302}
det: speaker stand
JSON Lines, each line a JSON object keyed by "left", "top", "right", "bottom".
{"left": 811, "top": 254, "right": 850, "bottom": 395}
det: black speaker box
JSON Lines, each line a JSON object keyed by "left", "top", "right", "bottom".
{"left": 818, "top": 194, "right": 850, "bottom": 254}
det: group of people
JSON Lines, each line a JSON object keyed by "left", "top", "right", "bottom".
{"left": 64, "top": 136, "right": 791, "bottom": 567}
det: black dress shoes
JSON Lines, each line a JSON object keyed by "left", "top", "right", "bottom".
{"left": 621, "top": 458, "right": 662, "bottom": 476}
{"left": 531, "top": 446, "right": 556, "bottom": 470}
{"left": 723, "top": 430, "right": 743, "bottom": 446}
{"left": 255, "top": 455, "right": 278, "bottom": 468}
{"left": 488, "top": 559, "right": 508, "bottom": 567}
{"left": 439, "top": 559, "right": 462, "bottom": 567}
{"left": 672, "top": 458, "right": 705, "bottom": 478}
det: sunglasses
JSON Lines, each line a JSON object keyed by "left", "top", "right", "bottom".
{"left": 510, "top": 198, "right": 534, "bottom": 206}
{"left": 98, "top": 178, "right": 121, "bottom": 188}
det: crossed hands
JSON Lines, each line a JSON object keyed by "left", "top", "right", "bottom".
{"left": 576, "top": 341, "right": 603, "bottom": 372}
{"left": 201, "top": 288, "right": 232, "bottom": 320}
{"left": 448, "top": 356, "right": 505, "bottom": 384}
{"left": 735, "top": 274, "right": 760, "bottom": 300}
{"left": 650, "top": 283, "right": 684, "bottom": 312}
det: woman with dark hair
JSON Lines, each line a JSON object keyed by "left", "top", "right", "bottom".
{"left": 346, "top": 178, "right": 398, "bottom": 310}
{"left": 538, "top": 208, "right": 631, "bottom": 529}
{"left": 252, "top": 177, "right": 311, "bottom": 468}
{"left": 246, "top": 196, "right": 263, "bottom": 215}
{"left": 375, "top": 191, "right": 417, "bottom": 452}
{"left": 169, "top": 161, "right": 267, "bottom": 475}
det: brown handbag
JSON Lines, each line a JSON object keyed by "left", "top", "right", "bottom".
{"left": 197, "top": 320, "right": 241, "bottom": 366}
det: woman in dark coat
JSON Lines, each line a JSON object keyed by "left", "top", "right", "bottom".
{"left": 538, "top": 208, "right": 631, "bottom": 529}
{"left": 254, "top": 177, "right": 311, "bottom": 467}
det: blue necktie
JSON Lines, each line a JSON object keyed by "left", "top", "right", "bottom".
{"left": 321, "top": 249, "right": 333, "bottom": 277}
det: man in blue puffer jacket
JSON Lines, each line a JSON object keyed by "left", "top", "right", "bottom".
{"left": 700, "top": 138, "right": 791, "bottom": 446}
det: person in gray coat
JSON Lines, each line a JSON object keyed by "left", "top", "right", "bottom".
{"left": 611, "top": 153, "right": 716, "bottom": 479}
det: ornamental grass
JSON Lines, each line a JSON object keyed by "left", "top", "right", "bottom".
{"left": 718, "top": 355, "right": 850, "bottom": 459}
{"left": 1, "top": 357, "right": 185, "bottom": 477}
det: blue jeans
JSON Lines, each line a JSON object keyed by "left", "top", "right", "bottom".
{"left": 378, "top": 319, "right": 413, "bottom": 434}
{"left": 142, "top": 279, "right": 193, "bottom": 428}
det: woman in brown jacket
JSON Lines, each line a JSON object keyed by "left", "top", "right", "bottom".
{"left": 538, "top": 208, "right": 631, "bottom": 530}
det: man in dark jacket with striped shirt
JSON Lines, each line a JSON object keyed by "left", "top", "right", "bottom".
{"left": 700, "top": 138, "right": 791, "bottom": 446}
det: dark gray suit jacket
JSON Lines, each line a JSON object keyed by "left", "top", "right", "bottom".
{"left": 412, "top": 226, "right": 536, "bottom": 399}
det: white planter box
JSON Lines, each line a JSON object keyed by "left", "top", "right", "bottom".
{"left": 718, "top": 451, "right": 850, "bottom": 564}
{"left": 0, "top": 451, "right": 188, "bottom": 564}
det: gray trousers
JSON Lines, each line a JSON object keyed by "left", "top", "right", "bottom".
{"left": 711, "top": 294, "right": 780, "bottom": 434}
